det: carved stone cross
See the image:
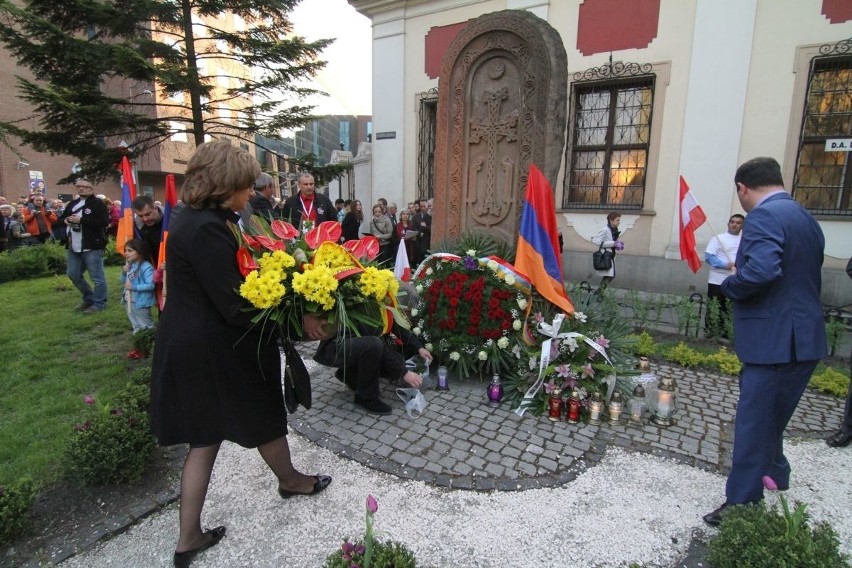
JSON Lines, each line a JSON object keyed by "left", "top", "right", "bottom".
{"left": 469, "top": 87, "right": 517, "bottom": 218}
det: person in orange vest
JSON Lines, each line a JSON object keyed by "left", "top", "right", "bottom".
{"left": 21, "top": 193, "right": 57, "bottom": 243}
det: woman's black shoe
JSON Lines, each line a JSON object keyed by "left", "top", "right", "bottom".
{"left": 173, "top": 526, "right": 226, "bottom": 568}
{"left": 278, "top": 475, "right": 332, "bottom": 499}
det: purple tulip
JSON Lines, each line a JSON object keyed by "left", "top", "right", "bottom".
{"left": 366, "top": 494, "right": 378, "bottom": 514}
{"left": 83, "top": 395, "right": 95, "bottom": 406}
{"left": 762, "top": 475, "right": 778, "bottom": 491}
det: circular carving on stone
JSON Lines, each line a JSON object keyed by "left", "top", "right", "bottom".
{"left": 487, "top": 59, "right": 505, "bottom": 79}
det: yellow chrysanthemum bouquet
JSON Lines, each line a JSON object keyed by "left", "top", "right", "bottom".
{"left": 232, "top": 218, "right": 407, "bottom": 338}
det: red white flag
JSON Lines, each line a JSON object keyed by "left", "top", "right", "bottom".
{"left": 393, "top": 240, "right": 411, "bottom": 282}
{"left": 679, "top": 176, "right": 707, "bottom": 273}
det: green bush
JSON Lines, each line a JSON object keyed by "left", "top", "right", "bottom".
{"left": 0, "top": 242, "right": 67, "bottom": 282}
{"left": 706, "top": 347, "right": 742, "bottom": 376}
{"left": 707, "top": 498, "right": 849, "bottom": 568}
{"left": 115, "top": 382, "right": 151, "bottom": 412}
{"left": 63, "top": 395, "right": 155, "bottom": 486}
{"left": 128, "top": 366, "right": 152, "bottom": 386}
{"left": 810, "top": 367, "right": 850, "bottom": 399}
{"left": 102, "top": 238, "right": 125, "bottom": 266}
{"left": 630, "top": 331, "right": 656, "bottom": 357}
{"left": 131, "top": 327, "right": 156, "bottom": 357}
{"left": 663, "top": 342, "right": 705, "bottom": 367}
{"left": 324, "top": 538, "right": 417, "bottom": 568}
{"left": 0, "top": 477, "right": 37, "bottom": 546}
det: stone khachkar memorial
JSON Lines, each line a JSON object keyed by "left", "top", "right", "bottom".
{"left": 432, "top": 10, "right": 568, "bottom": 244}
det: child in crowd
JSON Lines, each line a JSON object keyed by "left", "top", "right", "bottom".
{"left": 120, "top": 239, "right": 156, "bottom": 333}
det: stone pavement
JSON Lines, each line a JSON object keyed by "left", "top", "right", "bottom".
{"left": 290, "top": 341, "right": 844, "bottom": 491}
{"left": 15, "top": 345, "right": 844, "bottom": 567}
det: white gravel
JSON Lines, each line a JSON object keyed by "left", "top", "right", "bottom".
{"left": 62, "top": 436, "right": 852, "bottom": 568}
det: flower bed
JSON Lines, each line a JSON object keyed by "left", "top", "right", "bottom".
{"left": 413, "top": 251, "right": 637, "bottom": 418}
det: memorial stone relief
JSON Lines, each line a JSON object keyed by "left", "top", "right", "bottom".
{"left": 432, "top": 10, "right": 568, "bottom": 244}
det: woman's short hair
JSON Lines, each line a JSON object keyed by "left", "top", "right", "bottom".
{"left": 181, "top": 140, "right": 260, "bottom": 209}
{"left": 607, "top": 211, "right": 621, "bottom": 222}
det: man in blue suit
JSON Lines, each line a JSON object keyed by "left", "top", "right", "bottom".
{"left": 703, "top": 157, "right": 827, "bottom": 526}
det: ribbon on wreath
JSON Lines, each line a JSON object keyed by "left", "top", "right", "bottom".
{"left": 513, "top": 313, "right": 614, "bottom": 417}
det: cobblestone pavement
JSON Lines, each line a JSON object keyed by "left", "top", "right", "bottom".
{"left": 290, "top": 342, "right": 844, "bottom": 491}
{"left": 18, "top": 346, "right": 843, "bottom": 567}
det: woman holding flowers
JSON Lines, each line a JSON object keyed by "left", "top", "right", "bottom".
{"left": 150, "top": 140, "right": 331, "bottom": 568}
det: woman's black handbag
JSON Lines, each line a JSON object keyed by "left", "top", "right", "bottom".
{"left": 592, "top": 243, "right": 613, "bottom": 271}
{"left": 282, "top": 339, "right": 312, "bottom": 413}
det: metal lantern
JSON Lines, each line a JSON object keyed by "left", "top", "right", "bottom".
{"left": 650, "top": 375, "right": 678, "bottom": 426}
{"left": 638, "top": 356, "right": 652, "bottom": 373}
{"left": 608, "top": 391, "right": 624, "bottom": 425}
{"left": 588, "top": 393, "right": 603, "bottom": 425}
{"left": 629, "top": 384, "right": 646, "bottom": 424}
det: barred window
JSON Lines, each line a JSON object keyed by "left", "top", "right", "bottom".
{"left": 792, "top": 56, "right": 852, "bottom": 216}
{"left": 564, "top": 78, "right": 654, "bottom": 210}
{"left": 417, "top": 89, "right": 438, "bottom": 201}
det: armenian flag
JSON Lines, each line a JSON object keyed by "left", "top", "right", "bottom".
{"left": 514, "top": 164, "right": 574, "bottom": 315}
{"left": 115, "top": 156, "right": 136, "bottom": 254}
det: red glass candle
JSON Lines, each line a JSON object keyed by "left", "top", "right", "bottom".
{"left": 567, "top": 393, "right": 581, "bottom": 423}
{"left": 547, "top": 392, "right": 563, "bottom": 421}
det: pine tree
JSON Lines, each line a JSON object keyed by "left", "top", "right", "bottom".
{"left": 0, "top": 0, "right": 350, "bottom": 182}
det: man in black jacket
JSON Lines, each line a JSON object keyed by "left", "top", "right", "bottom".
{"left": 314, "top": 323, "right": 432, "bottom": 415}
{"left": 250, "top": 172, "right": 279, "bottom": 220}
{"left": 59, "top": 178, "right": 110, "bottom": 313}
{"left": 280, "top": 173, "right": 337, "bottom": 232}
{"left": 132, "top": 195, "right": 165, "bottom": 258}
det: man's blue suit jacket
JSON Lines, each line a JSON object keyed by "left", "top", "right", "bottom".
{"left": 721, "top": 192, "right": 827, "bottom": 365}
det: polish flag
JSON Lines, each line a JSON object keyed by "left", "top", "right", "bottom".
{"left": 394, "top": 241, "right": 411, "bottom": 282}
{"left": 679, "top": 176, "right": 707, "bottom": 273}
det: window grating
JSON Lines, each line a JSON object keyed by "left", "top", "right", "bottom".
{"left": 563, "top": 78, "right": 654, "bottom": 210}
{"left": 792, "top": 55, "right": 852, "bottom": 216}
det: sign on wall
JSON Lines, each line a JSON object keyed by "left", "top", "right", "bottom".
{"left": 825, "top": 138, "right": 852, "bottom": 151}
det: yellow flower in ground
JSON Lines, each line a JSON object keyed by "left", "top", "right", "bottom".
{"left": 292, "top": 265, "right": 338, "bottom": 310}
{"left": 258, "top": 250, "right": 296, "bottom": 275}
{"left": 358, "top": 266, "right": 399, "bottom": 301}
{"left": 240, "top": 269, "right": 286, "bottom": 309}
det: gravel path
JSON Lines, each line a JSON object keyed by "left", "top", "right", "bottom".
{"left": 61, "top": 436, "right": 851, "bottom": 568}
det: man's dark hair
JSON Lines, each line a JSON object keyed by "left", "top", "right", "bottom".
{"left": 734, "top": 157, "right": 784, "bottom": 189}
{"left": 729, "top": 213, "right": 745, "bottom": 222}
{"left": 335, "top": 198, "right": 344, "bottom": 206}
{"left": 132, "top": 195, "right": 155, "bottom": 211}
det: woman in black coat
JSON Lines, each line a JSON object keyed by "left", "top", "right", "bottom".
{"left": 150, "top": 140, "right": 331, "bottom": 567}
{"left": 341, "top": 199, "right": 363, "bottom": 241}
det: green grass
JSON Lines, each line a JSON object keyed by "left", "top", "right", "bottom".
{"left": 0, "top": 266, "right": 151, "bottom": 487}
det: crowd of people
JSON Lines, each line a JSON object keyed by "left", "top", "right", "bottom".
{"left": 242, "top": 172, "right": 434, "bottom": 270}
{"left": 0, "top": 191, "right": 125, "bottom": 252}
